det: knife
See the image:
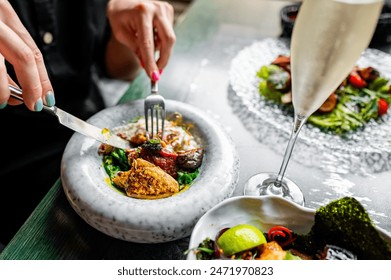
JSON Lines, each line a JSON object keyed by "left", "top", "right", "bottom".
{"left": 8, "top": 84, "right": 132, "bottom": 150}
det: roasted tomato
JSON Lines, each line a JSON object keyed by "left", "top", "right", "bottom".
{"left": 357, "top": 66, "right": 380, "bottom": 82}
{"left": 271, "top": 55, "right": 291, "bottom": 73}
{"left": 378, "top": 98, "right": 389, "bottom": 116}
{"left": 349, "top": 71, "right": 367, "bottom": 88}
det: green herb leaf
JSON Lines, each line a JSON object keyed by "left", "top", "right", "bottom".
{"left": 177, "top": 169, "right": 200, "bottom": 186}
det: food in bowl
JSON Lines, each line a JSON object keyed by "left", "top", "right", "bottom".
{"left": 257, "top": 55, "right": 391, "bottom": 134}
{"left": 98, "top": 112, "right": 204, "bottom": 199}
{"left": 187, "top": 197, "right": 391, "bottom": 260}
{"left": 62, "top": 99, "right": 239, "bottom": 243}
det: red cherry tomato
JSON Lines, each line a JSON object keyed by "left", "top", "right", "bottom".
{"left": 159, "top": 149, "right": 177, "bottom": 159}
{"left": 348, "top": 71, "right": 367, "bottom": 88}
{"left": 378, "top": 98, "right": 389, "bottom": 116}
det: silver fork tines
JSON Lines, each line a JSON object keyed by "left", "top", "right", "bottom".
{"left": 144, "top": 81, "right": 165, "bottom": 140}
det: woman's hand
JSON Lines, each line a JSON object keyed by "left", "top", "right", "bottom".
{"left": 0, "top": 0, "right": 54, "bottom": 111}
{"left": 106, "top": 0, "right": 176, "bottom": 81}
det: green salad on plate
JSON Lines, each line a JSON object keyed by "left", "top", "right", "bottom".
{"left": 257, "top": 55, "right": 391, "bottom": 134}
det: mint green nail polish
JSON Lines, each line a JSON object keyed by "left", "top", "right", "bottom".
{"left": 34, "top": 98, "right": 43, "bottom": 112}
{"left": 0, "top": 102, "right": 7, "bottom": 109}
{"left": 45, "top": 90, "right": 55, "bottom": 107}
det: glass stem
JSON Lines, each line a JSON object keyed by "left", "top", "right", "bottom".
{"left": 274, "top": 114, "right": 307, "bottom": 188}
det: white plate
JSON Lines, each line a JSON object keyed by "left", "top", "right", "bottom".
{"left": 229, "top": 38, "right": 391, "bottom": 175}
{"left": 61, "top": 99, "right": 239, "bottom": 243}
{"left": 187, "top": 195, "right": 391, "bottom": 260}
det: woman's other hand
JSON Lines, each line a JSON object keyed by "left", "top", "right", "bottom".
{"left": 107, "top": 0, "right": 176, "bottom": 82}
{"left": 0, "top": 0, "right": 54, "bottom": 111}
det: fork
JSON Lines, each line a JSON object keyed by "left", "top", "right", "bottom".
{"left": 144, "top": 80, "right": 165, "bottom": 140}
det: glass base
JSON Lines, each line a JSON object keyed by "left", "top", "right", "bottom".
{"left": 243, "top": 172, "right": 305, "bottom": 206}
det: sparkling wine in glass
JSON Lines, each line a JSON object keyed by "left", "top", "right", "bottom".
{"left": 244, "top": 0, "right": 384, "bottom": 205}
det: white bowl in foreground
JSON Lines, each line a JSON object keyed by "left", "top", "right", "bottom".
{"left": 187, "top": 195, "right": 391, "bottom": 259}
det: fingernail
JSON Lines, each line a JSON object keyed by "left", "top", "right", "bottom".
{"left": 34, "top": 98, "right": 43, "bottom": 112}
{"left": 159, "top": 69, "right": 163, "bottom": 75}
{"left": 45, "top": 90, "right": 56, "bottom": 107}
{"left": 0, "top": 102, "right": 7, "bottom": 109}
{"left": 152, "top": 70, "right": 160, "bottom": 82}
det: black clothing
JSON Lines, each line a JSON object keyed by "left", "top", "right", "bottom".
{"left": 0, "top": 0, "right": 111, "bottom": 244}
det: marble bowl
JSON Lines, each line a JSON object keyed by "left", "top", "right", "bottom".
{"left": 61, "top": 99, "right": 239, "bottom": 243}
{"left": 186, "top": 195, "right": 391, "bottom": 260}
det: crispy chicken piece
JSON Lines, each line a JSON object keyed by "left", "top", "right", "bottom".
{"left": 130, "top": 133, "right": 148, "bottom": 145}
{"left": 257, "top": 241, "right": 287, "bottom": 260}
{"left": 113, "top": 158, "right": 179, "bottom": 199}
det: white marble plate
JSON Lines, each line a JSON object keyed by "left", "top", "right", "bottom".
{"left": 186, "top": 195, "right": 391, "bottom": 260}
{"left": 61, "top": 99, "right": 239, "bottom": 243}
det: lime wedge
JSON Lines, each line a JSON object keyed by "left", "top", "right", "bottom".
{"left": 217, "top": 224, "right": 267, "bottom": 256}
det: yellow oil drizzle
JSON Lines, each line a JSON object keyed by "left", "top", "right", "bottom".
{"left": 174, "top": 184, "right": 191, "bottom": 196}
{"left": 101, "top": 127, "right": 110, "bottom": 135}
{"left": 105, "top": 176, "right": 126, "bottom": 195}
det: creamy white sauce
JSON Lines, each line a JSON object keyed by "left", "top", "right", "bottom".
{"left": 112, "top": 118, "right": 200, "bottom": 152}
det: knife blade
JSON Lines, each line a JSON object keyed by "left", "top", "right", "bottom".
{"left": 8, "top": 84, "right": 132, "bottom": 150}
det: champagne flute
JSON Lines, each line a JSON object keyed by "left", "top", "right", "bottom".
{"left": 244, "top": 0, "right": 384, "bottom": 205}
